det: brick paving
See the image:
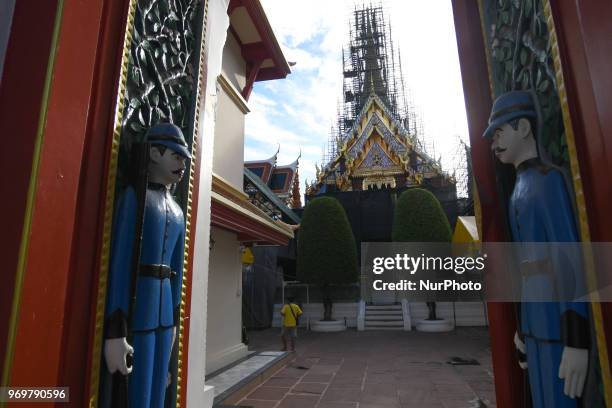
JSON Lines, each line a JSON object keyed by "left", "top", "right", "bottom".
{"left": 234, "top": 327, "right": 496, "bottom": 408}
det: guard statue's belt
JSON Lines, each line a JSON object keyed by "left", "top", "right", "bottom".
{"left": 139, "top": 264, "right": 175, "bottom": 279}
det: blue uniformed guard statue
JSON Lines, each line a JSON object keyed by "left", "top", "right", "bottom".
{"left": 104, "top": 123, "right": 190, "bottom": 408}
{"left": 484, "top": 91, "right": 590, "bottom": 407}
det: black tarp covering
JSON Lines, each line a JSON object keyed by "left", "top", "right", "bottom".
{"left": 242, "top": 240, "right": 299, "bottom": 329}
{"left": 242, "top": 246, "right": 281, "bottom": 329}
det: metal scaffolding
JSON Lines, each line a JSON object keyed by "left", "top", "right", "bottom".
{"left": 450, "top": 136, "right": 473, "bottom": 203}
{"left": 336, "top": 3, "right": 421, "bottom": 144}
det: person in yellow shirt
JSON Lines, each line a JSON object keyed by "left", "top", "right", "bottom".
{"left": 280, "top": 297, "right": 302, "bottom": 352}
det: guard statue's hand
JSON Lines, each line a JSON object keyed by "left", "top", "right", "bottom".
{"left": 513, "top": 332, "right": 528, "bottom": 370}
{"left": 558, "top": 346, "right": 588, "bottom": 398}
{"left": 104, "top": 337, "right": 134, "bottom": 375}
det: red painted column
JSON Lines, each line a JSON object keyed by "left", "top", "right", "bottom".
{"left": 2, "top": 0, "right": 207, "bottom": 404}
{"left": 5, "top": 0, "right": 107, "bottom": 399}
{"left": 451, "top": 1, "right": 525, "bottom": 407}
{"left": 62, "top": 0, "right": 131, "bottom": 404}
{"left": 0, "top": 0, "right": 59, "bottom": 371}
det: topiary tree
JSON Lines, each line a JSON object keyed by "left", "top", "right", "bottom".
{"left": 392, "top": 188, "right": 452, "bottom": 320}
{"left": 392, "top": 188, "right": 452, "bottom": 242}
{"left": 297, "top": 197, "right": 358, "bottom": 321}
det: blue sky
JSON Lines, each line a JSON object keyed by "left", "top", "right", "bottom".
{"left": 245, "top": 0, "right": 470, "bottom": 197}
{"left": 244, "top": 32, "right": 332, "bottom": 163}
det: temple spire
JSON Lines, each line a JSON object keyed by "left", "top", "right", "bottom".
{"left": 290, "top": 165, "right": 301, "bottom": 209}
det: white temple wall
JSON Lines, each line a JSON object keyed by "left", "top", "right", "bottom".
{"left": 187, "top": 0, "right": 230, "bottom": 406}
{"left": 212, "top": 26, "right": 247, "bottom": 190}
{"left": 213, "top": 87, "right": 246, "bottom": 188}
{"left": 205, "top": 227, "right": 249, "bottom": 374}
{"left": 221, "top": 31, "right": 246, "bottom": 91}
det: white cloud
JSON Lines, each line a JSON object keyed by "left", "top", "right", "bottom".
{"left": 245, "top": 145, "right": 274, "bottom": 160}
{"left": 282, "top": 47, "right": 322, "bottom": 71}
{"left": 259, "top": 0, "right": 352, "bottom": 49}
{"left": 250, "top": 93, "right": 277, "bottom": 109}
{"left": 245, "top": 113, "right": 307, "bottom": 144}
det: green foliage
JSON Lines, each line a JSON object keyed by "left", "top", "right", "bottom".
{"left": 392, "top": 188, "right": 452, "bottom": 242}
{"left": 297, "top": 197, "right": 358, "bottom": 286}
{"left": 117, "top": 0, "right": 201, "bottom": 191}
{"left": 483, "top": 0, "right": 568, "bottom": 168}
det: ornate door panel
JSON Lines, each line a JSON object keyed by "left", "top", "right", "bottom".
{"left": 453, "top": 0, "right": 612, "bottom": 406}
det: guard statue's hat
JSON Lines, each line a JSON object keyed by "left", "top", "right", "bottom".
{"left": 145, "top": 123, "right": 192, "bottom": 159}
{"left": 483, "top": 90, "right": 537, "bottom": 139}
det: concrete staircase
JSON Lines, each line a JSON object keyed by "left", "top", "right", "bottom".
{"left": 364, "top": 304, "right": 404, "bottom": 330}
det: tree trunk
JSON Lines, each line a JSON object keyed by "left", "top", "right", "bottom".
{"left": 322, "top": 285, "right": 333, "bottom": 321}
{"left": 323, "top": 298, "right": 333, "bottom": 321}
{"left": 426, "top": 301, "right": 438, "bottom": 320}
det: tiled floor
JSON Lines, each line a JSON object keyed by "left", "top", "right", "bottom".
{"left": 235, "top": 328, "right": 495, "bottom": 408}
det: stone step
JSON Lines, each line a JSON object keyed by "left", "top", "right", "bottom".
{"left": 364, "top": 326, "right": 404, "bottom": 330}
{"left": 209, "top": 351, "right": 294, "bottom": 406}
{"left": 365, "top": 315, "right": 403, "bottom": 321}
{"left": 365, "top": 310, "right": 402, "bottom": 316}
{"left": 366, "top": 304, "right": 402, "bottom": 310}
{"left": 365, "top": 320, "right": 403, "bottom": 327}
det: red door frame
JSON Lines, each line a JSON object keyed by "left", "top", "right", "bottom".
{"left": 453, "top": 0, "right": 612, "bottom": 406}
{"left": 1, "top": 0, "right": 126, "bottom": 402}
{"left": 62, "top": 0, "right": 132, "bottom": 404}
{"left": 451, "top": 1, "right": 525, "bottom": 407}
{"left": 0, "top": 0, "right": 60, "bottom": 376}
{"left": 1, "top": 0, "right": 207, "bottom": 406}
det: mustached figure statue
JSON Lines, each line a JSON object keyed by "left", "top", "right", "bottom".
{"left": 104, "top": 123, "right": 190, "bottom": 408}
{"left": 484, "top": 91, "right": 589, "bottom": 408}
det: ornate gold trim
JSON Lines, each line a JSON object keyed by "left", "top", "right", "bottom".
{"left": 353, "top": 169, "right": 404, "bottom": 177}
{"left": 1, "top": 0, "right": 65, "bottom": 397}
{"left": 212, "top": 172, "right": 249, "bottom": 201}
{"left": 217, "top": 73, "right": 250, "bottom": 114}
{"left": 362, "top": 175, "right": 396, "bottom": 190}
{"left": 543, "top": 1, "right": 612, "bottom": 402}
{"left": 473, "top": 176, "right": 483, "bottom": 242}
{"left": 88, "top": 0, "right": 138, "bottom": 405}
{"left": 176, "top": 1, "right": 210, "bottom": 406}
{"left": 211, "top": 192, "right": 294, "bottom": 238}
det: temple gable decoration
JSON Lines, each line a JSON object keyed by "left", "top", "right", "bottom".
{"left": 357, "top": 141, "right": 397, "bottom": 171}
{"left": 307, "top": 93, "right": 452, "bottom": 196}
{"left": 244, "top": 150, "right": 302, "bottom": 209}
{"left": 345, "top": 95, "right": 409, "bottom": 161}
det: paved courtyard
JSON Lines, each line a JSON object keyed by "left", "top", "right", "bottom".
{"left": 233, "top": 327, "right": 496, "bottom": 408}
